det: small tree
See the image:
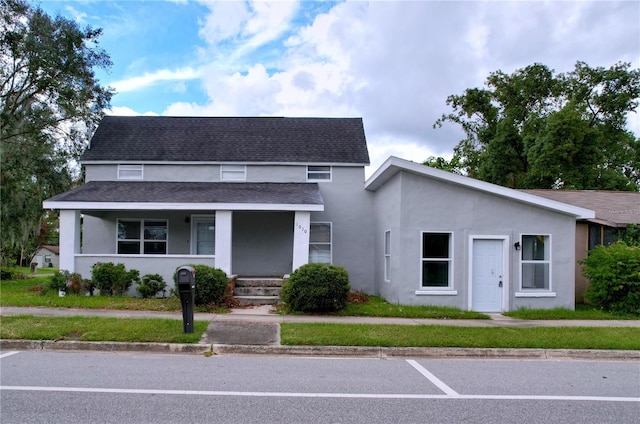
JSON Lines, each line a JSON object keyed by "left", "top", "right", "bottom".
{"left": 281, "top": 263, "right": 350, "bottom": 313}
{"left": 91, "top": 262, "right": 139, "bottom": 296}
{"left": 137, "top": 273, "right": 167, "bottom": 298}
{"left": 581, "top": 242, "right": 640, "bottom": 315}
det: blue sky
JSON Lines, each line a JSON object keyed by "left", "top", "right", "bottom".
{"left": 38, "top": 0, "right": 640, "bottom": 173}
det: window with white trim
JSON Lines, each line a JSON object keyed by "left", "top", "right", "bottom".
{"left": 421, "top": 232, "right": 452, "bottom": 288}
{"left": 309, "top": 222, "right": 331, "bottom": 263}
{"left": 521, "top": 235, "right": 550, "bottom": 290}
{"left": 221, "top": 165, "right": 246, "bottom": 181}
{"left": 191, "top": 216, "right": 215, "bottom": 255}
{"left": 307, "top": 166, "right": 331, "bottom": 181}
{"left": 384, "top": 230, "right": 391, "bottom": 282}
{"left": 117, "top": 219, "right": 167, "bottom": 254}
{"left": 118, "top": 164, "right": 143, "bottom": 180}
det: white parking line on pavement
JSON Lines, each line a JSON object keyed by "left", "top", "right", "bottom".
{"left": 0, "top": 351, "right": 20, "bottom": 359}
{"left": 1, "top": 386, "right": 638, "bottom": 402}
{"left": 406, "top": 359, "right": 459, "bottom": 396}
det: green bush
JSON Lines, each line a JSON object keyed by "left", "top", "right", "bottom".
{"left": 176, "top": 265, "right": 227, "bottom": 306}
{"left": 137, "top": 273, "right": 167, "bottom": 298}
{"left": 281, "top": 263, "right": 350, "bottom": 313}
{"left": 48, "top": 271, "right": 68, "bottom": 292}
{"left": 581, "top": 242, "right": 640, "bottom": 315}
{"left": 91, "top": 262, "right": 140, "bottom": 296}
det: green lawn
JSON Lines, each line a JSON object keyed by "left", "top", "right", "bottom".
{"left": 337, "top": 296, "right": 490, "bottom": 319}
{"left": 281, "top": 323, "right": 640, "bottom": 350}
{"left": 504, "top": 304, "right": 639, "bottom": 320}
{"left": 0, "top": 315, "right": 208, "bottom": 343}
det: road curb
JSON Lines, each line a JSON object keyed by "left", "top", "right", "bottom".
{"left": 2, "top": 339, "right": 638, "bottom": 360}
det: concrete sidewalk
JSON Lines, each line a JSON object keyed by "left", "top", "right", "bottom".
{"left": 1, "top": 305, "right": 639, "bottom": 360}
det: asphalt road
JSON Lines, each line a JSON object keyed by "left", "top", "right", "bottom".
{"left": 1, "top": 351, "right": 638, "bottom": 424}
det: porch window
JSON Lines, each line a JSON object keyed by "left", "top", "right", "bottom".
{"left": 117, "top": 219, "right": 167, "bottom": 255}
{"left": 118, "top": 164, "right": 143, "bottom": 180}
{"left": 384, "top": 230, "right": 391, "bottom": 282}
{"left": 221, "top": 165, "right": 246, "bottom": 181}
{"left": 309, "top": 222, "right": 331, "bottom": 263}
{"left": 307, "top": 166, "right": 331, "bottom": 182}
{"left": 588, "top": 224, "right": 618, "bottom": 250}
{"left": 421, "top": 232, "right": 452, "bottom": 288}
{"left": 521, "top": 235, "right": 550, "bottom": 290}
{"left": 191, "top": 216, "right": 215, "bottom": 255}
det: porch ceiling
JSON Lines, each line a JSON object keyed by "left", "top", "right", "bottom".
{"left": 43, "top": 181, "right": 324, "bottom": 211}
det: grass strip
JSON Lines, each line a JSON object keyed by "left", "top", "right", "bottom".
{"left": 337, "top": 296, "right": 490, "bottom": 319}
{"left": 281, "top": 323, "right": 640, "bottom": 350}
{"left": 504, "top": 305, "right": 638, "bottom": 320}
{"left": 0, "top": 315, "right": 208, "bottom": 344}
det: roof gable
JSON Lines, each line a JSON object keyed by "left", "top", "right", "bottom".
{"left": 81, "top": 116, "right": 370, "bottom": 164}
{"left": 365, "top": 157, "right": 595, "bottom": 219}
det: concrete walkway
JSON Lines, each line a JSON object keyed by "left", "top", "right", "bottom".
{"left": 1, "top": 305, "right": 639, "bottom": 360}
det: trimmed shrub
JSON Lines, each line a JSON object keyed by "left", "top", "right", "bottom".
{"left": 281, "top": 263, "right": 350, "bottom": 313}
{"left": 180, "top": 265, "right": 227, "bottom": 306}
{"left": 48, "top": 270, "right": 68, "bottom": 293}
{"left": 137, "top": 273, "right": 167, "bottom": 298}
{"left": 91, "top": 262, "right": 140, "bottom": 296}
{"left": 581, "top": 242, "right": 640, "bottom": 315}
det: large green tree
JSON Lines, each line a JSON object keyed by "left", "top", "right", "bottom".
{"left": 433, "top": 61, "right": 640, "bottom": 190}
{"left": 0, "top": 0, "right": 112, "bottom": 265}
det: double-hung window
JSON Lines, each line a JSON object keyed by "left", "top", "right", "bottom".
{"left": 221, "top": 165, "right": 246, "bottom": 181}
{"left": 307, "top": 166, "right": 331, "bottom": 181}
{"left": 117, "top": 220, "right": 167, "bottom": 254}
{"left": 384, "top": 230, "right": 391, "bottom": 282}
{"left": 118, "top": 164, "right": 143, "bottom": 180}
{"left": 521, "top": 235, "right": 550, "bottom": 290}
{"left": 309, "top": 223, "right": 332, "bottom": 264}
{"left": 421, "top": 232, "right": 452, "bottom": 288}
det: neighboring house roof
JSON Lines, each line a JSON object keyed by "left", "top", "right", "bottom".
{"left": 81, "top": 116, "right": 370, "bottom": 165}
{"left": 365, "top": 157, "right": 595, "bottom": 219}
{"left": 38, "top": 245, "right": 59, "bottom": 255}
{"left": 522, "top": 190, "right": 640, "bottom": 227}
{"left": 43, "top": 181, "right": 324, "bottom": 212}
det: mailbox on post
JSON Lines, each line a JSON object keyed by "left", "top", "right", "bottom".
{"left": 176, "top": 265, "right": 196, "bottom": 333}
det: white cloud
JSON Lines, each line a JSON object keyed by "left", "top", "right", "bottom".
{"left": 112, "top": 67, "right": 201, "bottom": 93}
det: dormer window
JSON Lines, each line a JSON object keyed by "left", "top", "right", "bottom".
{"left": 307, "top": 165, "right": 331, "bottom": 181}
{"left": 221, "top": 164, "right": 246, "bottom": 181}
{"left": 118, "top": 164, "right": 143, "bottom": 180}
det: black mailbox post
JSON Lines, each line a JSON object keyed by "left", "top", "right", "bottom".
{"left": 176, "top": 266, "right": 196, "bottom": 333}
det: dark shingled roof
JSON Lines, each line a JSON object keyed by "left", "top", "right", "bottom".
{"left": 46, "top": 181, "right": 324, "bottom": 205}
{"left": 81, "top": 116, "right": 370, "bottom": 164}
{"left": 523, "top": 190, "right": 640, "bottom": 226}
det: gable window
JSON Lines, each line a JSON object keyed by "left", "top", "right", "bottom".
{"left": 421, "top": 232, "right": 452, "bottom": 288}
{"left": 191, "top": 215, "right": 215, "bottom": 255}
{"left": 117, "top": 219, "right": 167, "bottom": 254}
{"left": 221, "top": 165, "right": 246, "bottom": 181}
{"left": 521, "top": 235, "right": 550, "bottom": 290}
{"left": 309, "top": 222, "right": 331, "bottom": 263}
{"left": 384, "top": 230, "right": 391, "bottom": 282}
{"left": 307, "top": 166, "right": 331, "bottom": 182}
{"left": 118, "top": 164, "right": 143, "bottom": 180}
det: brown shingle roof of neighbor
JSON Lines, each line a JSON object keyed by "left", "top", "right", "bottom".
{"left": 523, "top": 190, "right": 640, "bottom": 226}
{"left": 45, "top": 181, "right": 324, "bottom": 206}
{"left": 81, "top": 116, "right": 370, "bottom": 164}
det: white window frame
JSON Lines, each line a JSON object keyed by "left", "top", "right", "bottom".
{"left": 190, "top": 215, "right": 215, "bottom": 255}
{"left": 384, "top": 230, "right": 391, "bottom": 282}
{"left": 116, "top": 219, "right": 168, "bottom": 255}
{"left": 118, "top": 164, "right": 143, "bottom": 180}
{"left": 517, "top": 234, "right": 555, "bottom": 297}
{"left": 419, "top": 231, "right": 454, "bottom": 291}
{"left": 307, "top": 165, "right": 332, "bottom": 182}
{"left": 221, "top": 164, "right": 246, "bottom": 181}
{"left": 309, "top": 222, "right": 332, "bottom": 264}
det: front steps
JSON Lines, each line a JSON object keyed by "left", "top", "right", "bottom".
{"left": 233, "top": 277, "right": 285, "bottom": 305}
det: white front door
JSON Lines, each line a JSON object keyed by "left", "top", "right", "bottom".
{"left": 472, "top": 239, "right": 504, "bottom": 312}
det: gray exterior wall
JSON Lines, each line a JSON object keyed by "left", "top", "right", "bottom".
{"left": 312, "top": 166, "right": 375, "bottom": 293}
{"left": 371, "top": 171, "right": 576, "bottom": 311}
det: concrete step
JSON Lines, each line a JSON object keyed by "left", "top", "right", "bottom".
{"left": 234, "top": 286, "right": 282, "bottom": 297}
{"left": 235, "top": 278, "right": 284, "bottom": 288}
{"left": 235, "top": 295, "right": 280, "bottom": 305}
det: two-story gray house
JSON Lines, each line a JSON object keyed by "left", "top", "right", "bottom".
{"left": 44, "top": 116, "right": 595, "bottom": 312}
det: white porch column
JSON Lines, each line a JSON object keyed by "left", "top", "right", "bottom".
{"left": 292, "top": 211, "right": 311, "bottom": 271}
{"left": 215, "top": 211, "right": 232, "bottom": 275}
{"left": 59, "top": 210, "right": 81, "bottom": 272}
